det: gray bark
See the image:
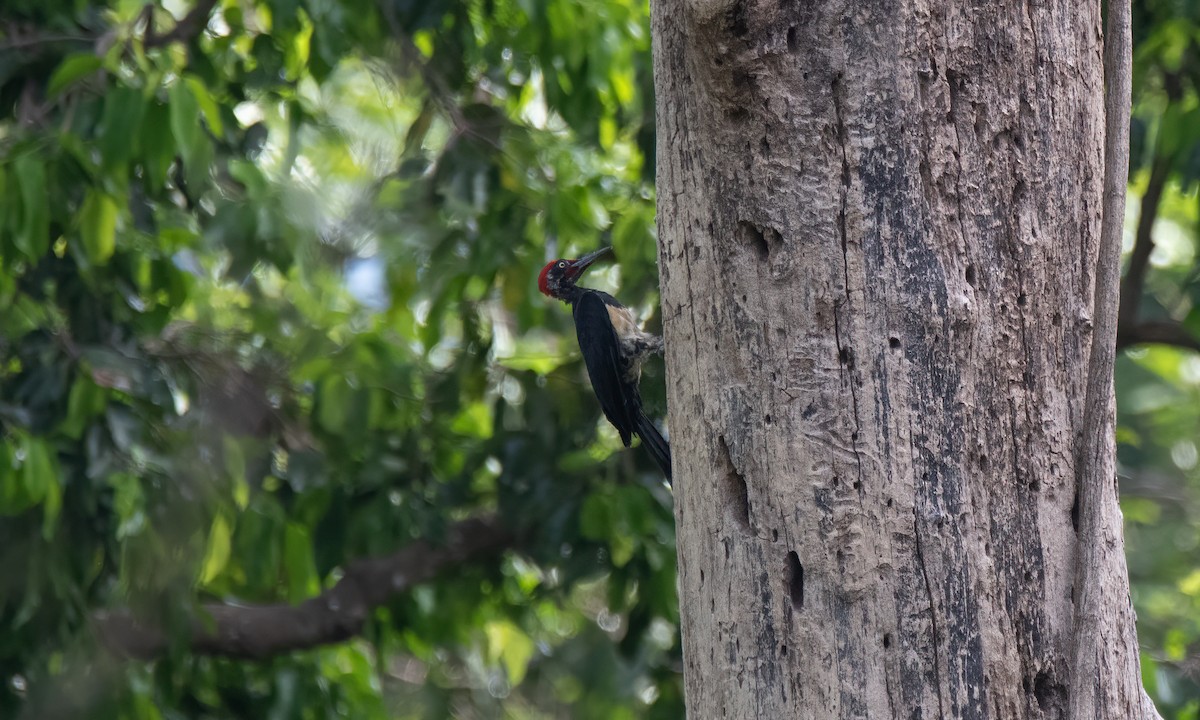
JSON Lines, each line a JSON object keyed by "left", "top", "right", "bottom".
{"left": 652, "top": 0, "right": 1155, "bottom": 717}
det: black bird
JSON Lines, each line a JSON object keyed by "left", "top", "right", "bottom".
{"left": 538, "top": 247, "right": 672, "bottom": 480}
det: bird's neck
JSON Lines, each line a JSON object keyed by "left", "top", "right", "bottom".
{"left": 560, "top": 285, "right": 588, "bottom": 305}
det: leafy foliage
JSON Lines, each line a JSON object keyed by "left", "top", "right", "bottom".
{"left": 0, "top": 0, "right": 675, "bottom": 717}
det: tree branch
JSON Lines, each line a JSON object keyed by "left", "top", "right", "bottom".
{"left": 93, "top": 516, "right": 515, "bottom": 660}
{"left": 377, "top": 4, "right": 504, "bottom": 153}
{"left": 1112, "top": 141, "right": 1200, "bottom": 355}
{"left": 142, "top": 0, "right": 218, "bottom": 49}
{"left": 1118, "top": 153, "right": 1173, "bottom": 334}
{"left": 1069, "top": 0, "right": 1158, "bottom": 714}
{"left": 1117, "top": 320, "right": 1200, "bottom": 352}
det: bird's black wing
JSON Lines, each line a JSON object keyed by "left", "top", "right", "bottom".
{"left": 574, "top": 291, "right": 635, "bottom": 446}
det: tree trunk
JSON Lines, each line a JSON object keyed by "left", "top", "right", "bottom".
{"left": 652, "top": 0, "right": 1155, "bottom": 717}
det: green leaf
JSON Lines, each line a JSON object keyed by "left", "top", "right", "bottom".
{"left": 403, "top": 100, "right": 435, "bottom": 155}
{"left": 139, "top": 101, "right": 176, "bottom": 190}
{"left": 1121, "top": 497, "right": 1162, "bottom": 525}
{"left": 62, "top": 374, "right": 108, "bottom": 438}
{"left": 41, "top": 465, "right": 61, "bottom": 540}
{"left": 199, "top": 515, "right": 233, "bottom": 586}
{"left": 169, "top": 80, "right": 202, "bottom": 167}
{"left": 285, "top": 14, "right": 314, "bottom": 80}
{"left": 450, "top": 402, "right": 492, "bottom": 438}
{"left": 47, "top": 53, "right": 103, "bottom": 96}
{"left": 0, "top": 165, "right": 8, "bottom": 245}
{"left": 579, "top": 493, "right": 612, "bottom": 541}
{"left": 79, "top": 190, "right": 119, "bottom": 265}
{"left": 284, "top": 522, "right": 319, "bottom": 602}
{"left": 223, "top": 435, "right": 246, "bottom": 485}
{"left": 184, "top": 76, "right": 225, "bottom": 136}
{"left": 484, "top": 620, "right": 535, "bottom": 685}
{"left": 109, "top": 472, "right": 146, "bottom": 539}
{"left": 0, "top": 444, "right": 21, "bottom": 514}
{"left": 316, "top": 376, "right": 349, "bottom": 433}
{"left": 610, "top": 532, "right": 635, "bottom": 567}
{"left": 22, "top": 437, "right": 54, "bottom": 505}
{"left": 1179, "top": 568, "right": 1200, "bottom": 596}
{"left": 1141, "top": 653, "right": 1159, "bottom": 699}
{"left": 13, "top": 154, "right": 49, "bottom": 261}
{"left": 100, "top": 86, "right": 146, "bottom": 172}
{"left": 223, "top": 436, "right": 250, "bottom": 509}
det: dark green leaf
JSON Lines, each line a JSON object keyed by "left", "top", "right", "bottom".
{"left": 13, "top": 153, "right": 49, "bottom": 261}
{"left": 46, "top": 53, "right": 103, "bottom": 97}
{"left": 100, "top": 86, "right": 146, "bottom": 172}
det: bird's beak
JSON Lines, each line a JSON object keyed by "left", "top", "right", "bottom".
{"left": 566, "top": 247, "right": 612, "bottom": 279}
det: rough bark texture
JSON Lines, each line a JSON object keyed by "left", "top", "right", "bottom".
{"left": 652, "top": 0, "right": 1153, "bottom": 717}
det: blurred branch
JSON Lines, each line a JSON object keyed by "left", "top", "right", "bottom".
{"left": 0, "top": 32, "right": 90, "bottom": 51}
{"left": 393, "top": 32, "right": 467, "bottom": 131}
{"left": 0, "top": 2, "right": 214, "bottom": 55}
{"left": 1118, "top": 69, "right": 1182, "bottom": 343}
{"left": 93, "top": 516, "right": 515, "bottom": 660}
{"left": 141, "top": 0, "right": 218, "bottom": 49}
{"left": 1116, "top": 320, "right": 1200, "bottom": 352}
{"left": 378, "top": 4, "right": 503, "bottom": 153}
{"left": 1118, "top": 154, "right": 1173, "bottom": 335}
{"left": 1113, "top": 147, "right": 1200, "bottom": 354}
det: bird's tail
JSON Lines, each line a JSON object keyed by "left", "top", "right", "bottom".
{"left": 634, "top": 412, "right": 673, "bottom": 482}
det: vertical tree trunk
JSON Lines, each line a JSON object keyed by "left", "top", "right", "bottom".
{"left": 652, "top": 0, "right": 1154, "bottom": 717}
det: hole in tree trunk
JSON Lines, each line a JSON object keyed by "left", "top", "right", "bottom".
{"left": 719, "top": 435, "right": 751, "bottom": 530}
{"left": 738, "top": 221, "right": 769, "bottom": 260}
{"left": 726, "top": 1, "right": 749, "bottom": 37}
{"left": 786, "top": 551, "right": 804, "bottom": 609}
{"left": 1033, "top": 671, "right": 1067, "bottom": 714}
{"left": 838, "top": 345, "right": 855, "bottom": 368}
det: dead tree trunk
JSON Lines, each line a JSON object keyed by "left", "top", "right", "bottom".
{"left": 652, "top": 0, "right": 1156, "bottom": 716}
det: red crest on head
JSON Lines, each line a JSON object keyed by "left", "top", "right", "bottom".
{"left": 537, "top": 261, "right": 557, "bottom": 296}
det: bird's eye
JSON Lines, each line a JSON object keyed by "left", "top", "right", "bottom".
{"left": 558, "top": 261, "right": 567, "bottom": 268}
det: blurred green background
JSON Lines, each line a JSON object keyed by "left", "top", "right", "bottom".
{"left": 0, "top": 0, "right": 1197, "bottom": 717}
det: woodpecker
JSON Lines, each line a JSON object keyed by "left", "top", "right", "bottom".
{"left": 538, "top": 247, "right": 672, "bottom": 480}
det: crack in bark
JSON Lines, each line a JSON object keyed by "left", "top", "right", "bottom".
{"left": 1009, "top": 400, "right": 1025, "bottom": 497}
{"left": 831, "top": 72, "right": 853, "bottom": 305}
{"left": 913, "top": 511, "right": 948, "bottom": 719}
{"left": 1012, "top": 271, "right": 1040, "bottom": 494}
{"left": 829, "top": 71, "right": 866, "bottom": 490}
{"left": 1021, "top": 0, "right": 1040, "bottom": 72}
{"left": 831, "top": 303, "right": 866, "bottom": 488}
{"left": 943, "top": 71, "right": 973, "bottom": 277}
{"left": 681, "top": 241, "right": 703, "bottom": 360}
